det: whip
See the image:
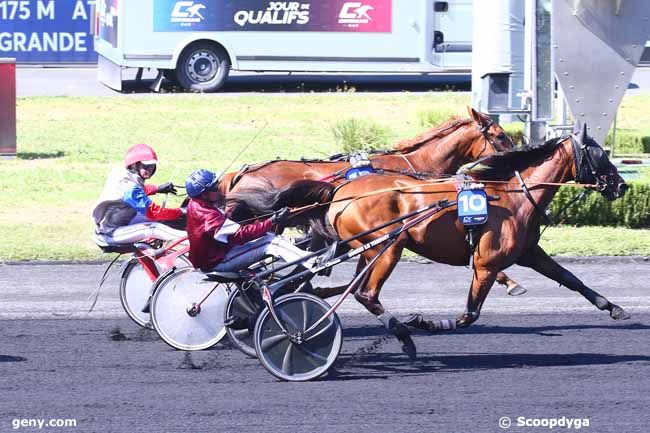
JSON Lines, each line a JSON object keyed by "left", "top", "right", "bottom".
{"left": 218, "top": 120, "right": 269, "bottom": 182}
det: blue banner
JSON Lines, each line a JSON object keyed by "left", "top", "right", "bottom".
{"left": 0, "top": 0, "right": 97, "bottom": 63}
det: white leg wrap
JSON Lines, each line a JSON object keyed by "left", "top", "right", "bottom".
{"left": 378, "top": 312, "right": 396, "bottom": 330}
{"left": 434, "top": 319, "right": 457, "bottom": 331}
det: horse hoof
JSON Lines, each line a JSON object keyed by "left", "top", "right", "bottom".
{"left": 403, "top": 313, "right": 424, "bottom": 328}
{"left": 610, "top": 305, "right": 631, "bottom": 320}
{"left": 401, "top": 336, "right": 417, "bottom": 361}
{"left": 507, "top": 284, "right": 527, "bottom": 296}
{"left": 404, "top": 314, "right": 434, "bottom": 332}
{"left": 392, "top": 320, "right": 417, "bottom": 359}
{"left": 456, "top": 311, "right": 478, "bottom": 328}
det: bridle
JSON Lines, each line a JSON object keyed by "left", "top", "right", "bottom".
{"left": 516, "top": 134, "right": 611, "bottom": 228}
{"left": 571, "top": 135, "right": 610, "bottom": 192}
{"left": 477, "top": 118, "right": 510, "bottom": 158}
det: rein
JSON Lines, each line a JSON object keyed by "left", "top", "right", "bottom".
{"left": 515, "top": 169, "right": 593, "bottom": 230}
{"left": 539, "top": 189, "right": 592, "bottom": 236}
{"left": 511, "top": 134, "right": 601, "bottom": 230}
{"left": 233, "top": 174, "right": 598, "bottom": 225}
{"left": 399, "top": 153, "right": 417, "bottom": 173}
{"left": 515, "top": 170, "right": 554, "bottom": 225}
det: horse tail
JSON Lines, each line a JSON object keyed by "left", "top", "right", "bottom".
{"left": 276, "top": 180, "right": 335, "bottom": 208}
{"left": 226, "top": 180, "right": 339, "bottom": 241}
{"left": 225, "top": 179, "right": 282, "bottom": 221}
{"left": 280, "top": 180, "right": 339, "bottom": 242}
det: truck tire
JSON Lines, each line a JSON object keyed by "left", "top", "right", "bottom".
{"left": 176, "top": 43, "right": 230, "bottom": 93}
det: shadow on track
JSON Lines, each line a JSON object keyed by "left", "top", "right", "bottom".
{"left": 343, "top": 322, "right": 650, "bottom": 339}
{"left": 322, "top": 322, "right": 650, "bottom": 381}
{"left": 326, "top": 352, "right": 650, "bottom": 381}
{"left": 0, "top": 355, "right": 27, "bottom": 363}
{"left": 447, "top": 322, "right": 650, "bottom": 336}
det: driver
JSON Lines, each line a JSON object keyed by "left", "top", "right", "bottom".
{"left": 184, "top": 169, "right": 318, "bottom": 274}
{"left": 92, "top": 143, "right": 186, "bottom": 245}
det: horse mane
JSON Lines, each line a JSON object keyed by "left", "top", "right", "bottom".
{"left": 457, "top": 137, "right": 565, "bottom": 180}
{"left": 392, "top": 117, "right": 473, "bottom": 153}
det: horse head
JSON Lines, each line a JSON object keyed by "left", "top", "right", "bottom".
{"left": 573, "top": 122, "right": 627, "bottom": 201}
{"left": 393, "top": 109, "right": 515, "bottom": 176}
{"left": 468, "top": 107, "right": 515, "bottom": 155}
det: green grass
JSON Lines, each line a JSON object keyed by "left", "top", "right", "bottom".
{"left": 400, "top": 226, "right": 650, "bottom": 259}
{"left": 609, "top": 95, "right": 650, "bottom": 154}
{"left": 1, "top": 93, "right": 649, "bottom": 261}
{"left": 539, "top": 226, "right": 650, "bottom": 256}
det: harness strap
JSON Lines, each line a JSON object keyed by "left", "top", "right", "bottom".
{"left": 399, "top": 153, "right": 417, "bottom": 173}
{"left": 318, "top": 167, "right": 348, "bottom": 183}
{"left": 539, "top": 189, "right": 591, "bottom": 237}
{"left": 514, "top": 170, "right": 554, "bottom": 226}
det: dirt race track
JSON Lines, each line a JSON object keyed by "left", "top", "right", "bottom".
{"left": 1, "top": 258, "right": 649, "bottom": 433}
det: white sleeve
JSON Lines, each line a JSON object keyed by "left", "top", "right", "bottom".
{"left": 214, "top": 218, "right": 241, "bottom": 243}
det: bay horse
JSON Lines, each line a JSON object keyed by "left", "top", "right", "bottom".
{"left": 234, "top": 124, "right": 629, "bottom": 358}
{"left": 219, "top": 108, "right": 512, "bottom": 194}
{"left": 222, "top": 108, "right": 526, "bottom": 295}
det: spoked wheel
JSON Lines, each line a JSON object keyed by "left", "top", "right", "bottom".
{"left": 224, "top": 286, "right": 263, "bottom": 358}
{"left": 150, "top": 268, "right": 230, "bottom": 350}
{"left": 119, "top": 255, "right": 191, "bottom": 327}
{"left": 254, "top": 293, "right": 343, "bottom": 382}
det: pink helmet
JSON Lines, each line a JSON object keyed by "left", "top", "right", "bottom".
{"left": 124, "top": 143, "right": 158, "bottom": 167}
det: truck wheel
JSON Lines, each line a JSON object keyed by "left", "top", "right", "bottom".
{"left": 176, "top": 43, "right": 230, "bottom": 93}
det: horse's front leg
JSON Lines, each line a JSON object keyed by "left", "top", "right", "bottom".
{"left": 456, "top": 266, "right": 499, "bottom": 327}
{"left": 404, "top": 265, "right": 500, "bottom": 332}
{"left": 517, "top": 245, "right": 630, "bottom": 320}
{"left": 354, "top": 233, "right": 417, "bottom": 360}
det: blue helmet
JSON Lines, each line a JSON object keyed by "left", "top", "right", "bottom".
{"left": 185, "top": 169, "right": 219, "bottom": 198}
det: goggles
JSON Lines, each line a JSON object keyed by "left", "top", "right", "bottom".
{"left": 139, "top": 163, "right": 157, "bottom": 172}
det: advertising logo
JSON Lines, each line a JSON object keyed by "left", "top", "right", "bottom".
{"left": 154, "top": 0, "right": 391, "bottom": 32}
{"left": 234, "top": 2, "right": 310, "bottom": 28}
{"left": 338, "top": 2, "right": 374, "bottom": 25}
{"left": 171, "top": 1, "right": 206, "bottom": 24}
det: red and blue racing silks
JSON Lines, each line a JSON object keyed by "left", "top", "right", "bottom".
{"left": 92, "top": 167, "right": 182, "bottom": 235}
{"left": 123, "top": 183, "right": 181, "bottom": 221}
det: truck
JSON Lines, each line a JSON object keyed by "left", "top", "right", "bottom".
{"left": 93, "top": 0, "right": 473, "bottom": 92}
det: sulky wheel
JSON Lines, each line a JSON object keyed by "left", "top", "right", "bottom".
{"left": 150, "top": 268, "right": 229, "bottom": 351}
{"left": 254, "top": 293, "right": 343, "bottom": 382}
{"left": 119, "top": 254, "right": 191, "bottom": 327}
{"left": 224, "top": 286, "right": 263, "bottom": 358}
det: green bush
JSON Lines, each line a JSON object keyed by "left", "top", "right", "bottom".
{"left": 501, "top": 123, "right": 526, "bottom": 146}
{"left": 549, "top": 183, "right": 650, "bottom": 228}
{"left": 418, "top": 109, "right": 458, "bottom": 128}
{"left": 605, "top": 131, "right": 650, "bottom": 154}
{"left": 331, "top": 118, "right": 392, "bottom": 152}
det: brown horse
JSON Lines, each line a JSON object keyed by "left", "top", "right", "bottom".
{"left": 219, "top": 108, "right": 512, "bottom": 194}
{"left": 236, "top": 124, "right": 629, "bottom": 358}
{"left": 222, "top": 108, "right": 526, "bottom": 295}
